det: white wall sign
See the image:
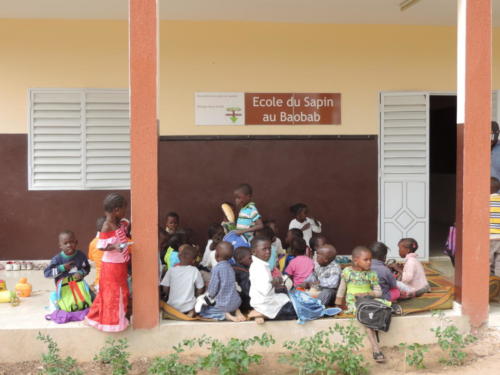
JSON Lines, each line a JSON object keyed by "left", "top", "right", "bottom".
{"left": 195, "top": 92, "right": 245, "bottom": 126}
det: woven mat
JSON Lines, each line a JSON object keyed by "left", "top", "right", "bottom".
{"left": 490, "top": 276, "right": 500, "bottom": 302}
{"left": 160, "top": 301, "right": 215, "bottom": 321}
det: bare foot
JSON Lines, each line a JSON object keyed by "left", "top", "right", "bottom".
{"left": 235, "top": 309, "right": 247, "bottom": 322}
{"left": 225, "top": 312, "right": 241, "bottom": 322}
{"left": 247, "top": 309, "right": 264, "bottom": 319}
{"left": 185, "top": 310, "right": 195, "bottom": 318}
{"left": 247, "top": 309, "right": 266, "bottom": 324}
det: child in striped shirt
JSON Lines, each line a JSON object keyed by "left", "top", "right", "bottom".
{"left": 490, "top": 177, "right": 500, "bottom": 276}
{"left": 233, "top": 183, "right": 264, "bottom": 242}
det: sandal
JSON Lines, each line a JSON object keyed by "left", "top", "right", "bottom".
{"left": 373, "top": 352, "right": 385, "bottom": 363}
{"left": 391, "top": 303, "right": 403, "bottom": 316}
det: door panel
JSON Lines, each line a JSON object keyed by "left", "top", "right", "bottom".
{"left": 380, "top": 92, "right": 429, "bottom": 259}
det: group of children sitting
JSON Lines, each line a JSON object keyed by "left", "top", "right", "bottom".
{"left": 43, "top": 184, "right": 430, "bottom": 362}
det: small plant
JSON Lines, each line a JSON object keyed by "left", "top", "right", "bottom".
{"left": 431, "top": 311, "right": 477, "bottom": 366}
{"left": 398, "top": 342, "right": 429, "bottom": 370}
{"left": 94, "top": 338, "right": 132, "bottom": 375}
{"left": 37, "top": 332, "right": 83, "bottom": 375}
{"left": 182, "top": 333, "right": 275, "bottom": 375}
{"left": 148, "top": 353, "right": 198, "bottom": 375}
{"left": 148, "top": 340, "right": 198, "bottom": 375}
{"left": 280, "top": 322, "right": 368, "bottom": 375}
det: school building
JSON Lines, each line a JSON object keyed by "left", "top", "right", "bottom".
{"left": 0, "top": 0, "right": 496, "bottom": 332}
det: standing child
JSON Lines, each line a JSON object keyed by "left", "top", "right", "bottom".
{"left": 300, "top": 244, "right": 341, "bottom": 306}
{"left": 233, "top": 183, "right": 264, "bottom": 242}
{"left": 288, "top": 203, "right": 322, "bottom": 245}
{"left": 85, "top": 193, "right": 131, "bottom": 332}
{"left": 284, "top": 237, "right": 314, "bottom": 288}
{"left": 248, "top": 236, "right": 297, "bottom": 323}
{"left": 44, "top": 230, "right": 91, "bottom": 284}
{"left": 232, "top": 247, "right": 253, "bottom": 313}
{"left": 335, "top": 246, "right": 387, "bottom": 363}
{"left": 390, "top": 238, "right": 430, "bottom": 297}
{"left": 160, "top": 245, "right": 205, "bottom": 316}
{"left": 200, "top": 242, "right": 245, "bottom": 322}
{"left": 87, "top": 216, "right": 106, "bottom": 290}
{"left": 370, "top": 242, "right": 400, "bottom": 302}
{"left": 490, "top": 177, "right": 500, "bottom": 276}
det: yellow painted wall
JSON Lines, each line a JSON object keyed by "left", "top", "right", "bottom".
{"left": 1, "top": 19, "right": 500, "bottom": 135}
{"left": 0, "top": 20, "right": 128, "bottom": 133}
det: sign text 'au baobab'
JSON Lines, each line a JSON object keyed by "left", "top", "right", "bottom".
{"left": 245, "top": 93, "right": 341, "bottom": 125}
{"left": 195, "top": 92, "right": 341, "bottom": 126}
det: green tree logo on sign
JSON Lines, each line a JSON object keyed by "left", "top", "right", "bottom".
{"left": 226, "top": 107, "right": 242, "bottom": 123}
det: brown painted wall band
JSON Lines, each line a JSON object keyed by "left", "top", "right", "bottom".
{"left": 160, "top": 135, "right": 376, "bottom": 141}
{"left": 158, "top": 137, "right": 378, "bottom": 255}
{"left": 0, "top": 134, "right": 378, "bottom": 260}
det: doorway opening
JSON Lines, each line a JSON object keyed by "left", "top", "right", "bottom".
{"left": 429, "top": 95, "right": 457, "bottom": 258}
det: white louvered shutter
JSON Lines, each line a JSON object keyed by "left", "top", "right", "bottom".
{"left": 84, "top": 90, "right": 130, "bottom": 189}
{"left": 29, "top": 89, "right": 130, "bottom": 190}
{"left": 30, "top": 90, "right": 83, "bottom": 189}
{"left": 379, "top": 92, "right": 429, "bottom": 260}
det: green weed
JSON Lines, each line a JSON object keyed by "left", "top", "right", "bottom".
{"left": 192, "top": 333, "right": 275, "bottom": 375}
{"left": 149, "top": 333, "right": 275, "bottom": 375}
{"left": 398, "top": 342, "right": 429, "bottom": 370}
{"left": 37, "top": 332, "right": 83, "bottom": 375}
{"left": 280, "top": 322, "right": 368, "bottom": 375}
{"left": 94, "top": 338, "right": 132, "bottom": 375}
{"left": 431, "top": 311, "right": 477, "bottom": 366}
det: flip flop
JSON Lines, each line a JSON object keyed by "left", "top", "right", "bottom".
{"left": 391, "top": 303, "right": 403, "bottom": 316}
{"left": 373, "top": 352, "right": 385, "bottom": 363}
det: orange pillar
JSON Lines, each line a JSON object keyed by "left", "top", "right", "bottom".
{"left": 455, "top": 0, "right": 491, "bottom": 328}
{"left": 129, "top": 0, "right": 159, "bottom": 329}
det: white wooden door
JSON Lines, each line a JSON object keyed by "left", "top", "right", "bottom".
{"left": 379, "top": 92, "right": 429, "bottom": 259}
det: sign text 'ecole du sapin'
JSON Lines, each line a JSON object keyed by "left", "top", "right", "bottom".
{"left": 195, "top": 93, "right": 341, "bottom": 126}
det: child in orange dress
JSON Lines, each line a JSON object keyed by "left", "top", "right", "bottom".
{"left": 87, "top": 216, "right": 106, "bottom": 290}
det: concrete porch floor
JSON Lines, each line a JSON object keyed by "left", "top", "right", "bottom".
{"left": 0, "top": 258, "right": 498, "bottom": 363}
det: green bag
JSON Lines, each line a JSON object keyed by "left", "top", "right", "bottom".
{"left": 56, "top": 275, "right": 93, "bottom": 312}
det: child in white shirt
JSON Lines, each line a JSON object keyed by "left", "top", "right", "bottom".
{"left": 160, "top": 245, "right": 204, "bottom": 316}
{"left": 247, "top": 236, "right": 297, "bottom": 323}
{"left": 288, "top": 203, "right": 322, "bottom": 245}
{"left": 200, "top": 224, "right": 225, "bottom": 270}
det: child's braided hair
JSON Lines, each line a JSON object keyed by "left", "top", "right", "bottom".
{"left": 399, "top": 238, "right": 418, "bottom": 253}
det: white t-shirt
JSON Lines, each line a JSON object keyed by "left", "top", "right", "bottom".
{"left": 249, "top": 255, "right": 289, "bottom": 319}
{"left": 272, "top": 237, "right": 284, "bottom": 255}
{"left": 210, "top": 251, "right": 218, "bottom": 269}
{"left": 288, "top": 217, "right": 322, "bottom": 245}
{"left": 200, "top": 240, "right": 213, "bottom": 268}
{"left": 160, "top": 265, "right": 204, "bottom": 313}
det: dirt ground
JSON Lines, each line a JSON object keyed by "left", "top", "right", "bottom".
{"left": 2, "top": 330, "right": 500, "bottom": 375}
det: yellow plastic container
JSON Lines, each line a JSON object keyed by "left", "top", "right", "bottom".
{"left": 0, "top": 290, "right": 15, "bottom": 303}
{"left": 15, "top": 277, "right": 32, "bottom": 297}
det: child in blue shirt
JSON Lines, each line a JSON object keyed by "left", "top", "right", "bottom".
{"left": 200, "top": 241, "right": 245, "bottom": 321}
{"left": 44, "top": 230, "right": 91, "bottom": 284}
